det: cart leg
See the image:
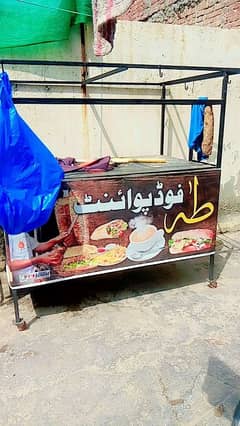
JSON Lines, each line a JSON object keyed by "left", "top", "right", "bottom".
{"left": 208, "top": 254, "right": 217, "bottom": 288}
{"left": 12, "top": 290, "right": 27, "bottom": 331}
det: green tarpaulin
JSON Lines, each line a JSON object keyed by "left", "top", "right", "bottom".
{"left": 0, "top": 0, "right": 92, "bottom": 49}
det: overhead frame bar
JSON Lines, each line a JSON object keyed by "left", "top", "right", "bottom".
{"left": 11, "top": 80, "right": 162, "bottom": 87}
{"left": 2, "top": 58, "right": 239, "bottom": 170}
{"left": 158, "top": 70, "right": 226, "bottom": 86}
{"left": 81, "top": 66, "right": 128, "bottom": 85}
{"left": 2, "top": 58, "right": 240, "bottom": 73}
{"left": 12, "top": 98, "right": 223, "bottom": 105}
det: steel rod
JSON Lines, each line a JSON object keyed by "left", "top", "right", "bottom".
{"left": 11, "top": 80, "right": 162, "bottom": 86}
{"left": 217, "top": 73, "right": 229, "bottom": 168}
{"left": 12, "top": 290, "right": 22, "bottom": 324}
{"left": 159, "top": 71, "right": 225, "bottom": 86}
{"left": 13, "top": 98, "right": 223, "bottom": 105}
{"left": 160, "top": 84, "right": 166, "bottom": 155}
{"left": 209, "top": 253, "right": 215, "bottom": 282}
{"left": 81, "top": 66, "right": 128, "bottom": 85}
{"left": 2, "top": 59, "right": 240, "bottom": 73}
{"left": 188, "top": 149, "right": 193, "bottom": 161}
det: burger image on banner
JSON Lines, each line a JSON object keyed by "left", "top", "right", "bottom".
{"left": 168, "top": 229, "right": 214, "bottom": 254}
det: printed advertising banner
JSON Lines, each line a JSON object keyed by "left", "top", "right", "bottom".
{"left": 6, "top": 170, "right": 220, "bottom": 289}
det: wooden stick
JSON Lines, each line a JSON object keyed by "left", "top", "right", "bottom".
{"left": 111, "top": 157, "right": 167, "bottom": 164}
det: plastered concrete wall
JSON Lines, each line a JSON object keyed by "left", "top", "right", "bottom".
{"left": 85, "top": 21, "right": 240, "bottom": 210}
{"left": 1, "top": 21, "right": 240, "bottom": 210}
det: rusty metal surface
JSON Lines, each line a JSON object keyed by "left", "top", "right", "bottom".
{"left": 63, "top": 157, "right": 217, "bottom": 181}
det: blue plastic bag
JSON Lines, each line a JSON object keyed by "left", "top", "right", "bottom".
{"left": 0, "top": 72, "right": 63, "bottom": 234}
{"left": 187, "top": 97, "right": 208, "bottom": 161}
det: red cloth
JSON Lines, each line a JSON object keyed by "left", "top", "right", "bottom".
{"left": 58, "top": 156, "right": 113, "bottom": 173}
{"left": 92, "top": 0, "right": 134, "bottom": 56}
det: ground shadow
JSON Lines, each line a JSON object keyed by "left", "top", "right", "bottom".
{"left": 29, "top": 231, "right": 238, "bottom": 318}
{"left": 203, "top": 356, "right": 240, "bottom": 424}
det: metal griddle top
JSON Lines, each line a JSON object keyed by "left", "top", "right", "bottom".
{"left": 63, "top": 157, "right": 217, "bottom": 181}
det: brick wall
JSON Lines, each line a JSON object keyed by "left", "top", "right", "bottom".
{"left": 120, "top": 0, "right": 240, "bottom": 29}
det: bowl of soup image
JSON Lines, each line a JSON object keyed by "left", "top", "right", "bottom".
{"left": 129, "top": 225, "right": 160, "bottom": 252}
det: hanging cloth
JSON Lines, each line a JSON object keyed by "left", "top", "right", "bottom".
{"left": 0, "top": 72, "right": 63, "bottom": 234}
{"left": 92, "top": 0, "right": 134, "bottom": 56}
{"left": 187, "top": 97, "right": 209, "bottom": 161}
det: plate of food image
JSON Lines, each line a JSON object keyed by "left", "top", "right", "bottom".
{"left": 63, "top": 244, "right": 98, "bottom": 259}
{"left": 94, "top": 244, "right": 127, "bottom": 266}
{"left": 168, "top": 229, "right": 214, "bottom": 254}
{"left": 62, "top": 255, "right": 99, "bottom": 272}
{"left": 91, "top": 219, "right": 128, "bottom": 240}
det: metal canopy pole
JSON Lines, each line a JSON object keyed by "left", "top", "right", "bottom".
{"left": 217, "top": 73, "right": 229, "bottom": 169}
{"left": 160, "top": 84, "right": 166, "bottom": 155}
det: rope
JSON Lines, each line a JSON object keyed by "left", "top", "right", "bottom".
{"left": 16, "top": 0, "right": 93, "bottom": 17}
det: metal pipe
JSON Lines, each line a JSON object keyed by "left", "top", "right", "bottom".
{"left": 13, "top": 98, "right": 223, "bottom": 105}
{"left": 160, "top": 84, "right": 166, "bottom": 155}
{"left": 217, "top": 73, "right": 229, "bottom": 168}
{"left": 188, "top": 149, "right": 193, "bottom": 161}
{"left": 11, "top": 80, "right": 162, "bottom": 86}
{"left": 209, "top": 253, "right": 215, "bottom": 282}
{"left": 12, "top": 290, "right": 22, "bottom": 324}
{"left": 81, "top": 67, "right": 128, "bottom": 85}
{"left": 159, "top": 71, "right": 225, "bottom": 86}
{"left": 2, "top": 59, "right": 240, "bottom": 73}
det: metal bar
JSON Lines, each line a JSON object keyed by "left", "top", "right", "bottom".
{"left": 12, "top": 290, "right": 22, "bottom": 324}
{"left": 160, "top": 84, "right": 166, "bottom": 155}
{"left": 13, "top": 98, "right": 223, "bottom": 105}
{"left": 11, "top": 80, "right": 83, "bottom": 85}
{"left": 8, "top": 251, "right": 215, "bottom": 291}
{"left": 191, "top": 159, "right": 217, "bottom": 167}
{"left": 217, "top": 73, "right": 229, "bottom": 168}
{"left": 81, "top": 66, "right": 128, "bottom": 85}
{"left": 188, "top": 149, "right": 193, "bottom": 161}
{"left": 11, "top": 80, "right": 162, "bottom": 86}
{"left": 83, "top": 81, "right": 162, "bottom": 86}
{"left": 2, "top": 59, "right": 240, "bottom": 73}
{"left": 159, "top": 71, "right": 225, "bottom": 86}
{"left": 209, "top": 253, "right": 215, "bottom": 282}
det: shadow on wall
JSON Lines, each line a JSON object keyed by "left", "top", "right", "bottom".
{"left": 165, "top": 91, "right": 188, "bottom": 159}
{"left": 166, "top": 108, "right": 188, "bottom": 159}
{"left": 90, "top": 104, "right": 118, "bottom": 156}
{"left": 220, "top": 171, "right": 240, "bottom": 210}
{"left": 202, "top": 356, "right": 240, "bottom": 424}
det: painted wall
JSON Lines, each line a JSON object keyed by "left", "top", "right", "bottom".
{"left": 85, "top": 21, "right": 240, "bottom": 211}
{"left": 1, "top": 21, "right": 240, "bottom": 211}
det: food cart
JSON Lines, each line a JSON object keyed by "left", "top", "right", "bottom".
{"left": 2, "top": 59, "right": 239, "bottom": 330}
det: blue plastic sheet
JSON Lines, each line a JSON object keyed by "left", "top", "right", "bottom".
{"left": 0, "top": 72, "right": 63, "bottom": 234}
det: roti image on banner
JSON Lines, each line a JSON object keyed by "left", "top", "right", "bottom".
{"left": 91, "top": 219, "right": 128, "bottom": 240}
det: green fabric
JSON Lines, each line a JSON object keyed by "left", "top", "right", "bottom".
{"left": 75, "top": 0, "right": 92, "bottom": 24}
{"left": 0, "top": 0, "right": 92, "bottom": 49}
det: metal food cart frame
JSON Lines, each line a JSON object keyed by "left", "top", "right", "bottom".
{"left": 1, "top": 59, "right": 240, "bottom": 331}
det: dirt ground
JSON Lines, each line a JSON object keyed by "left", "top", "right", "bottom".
{"left": 0, "top": 232, "right": 240, "bottom": 426}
